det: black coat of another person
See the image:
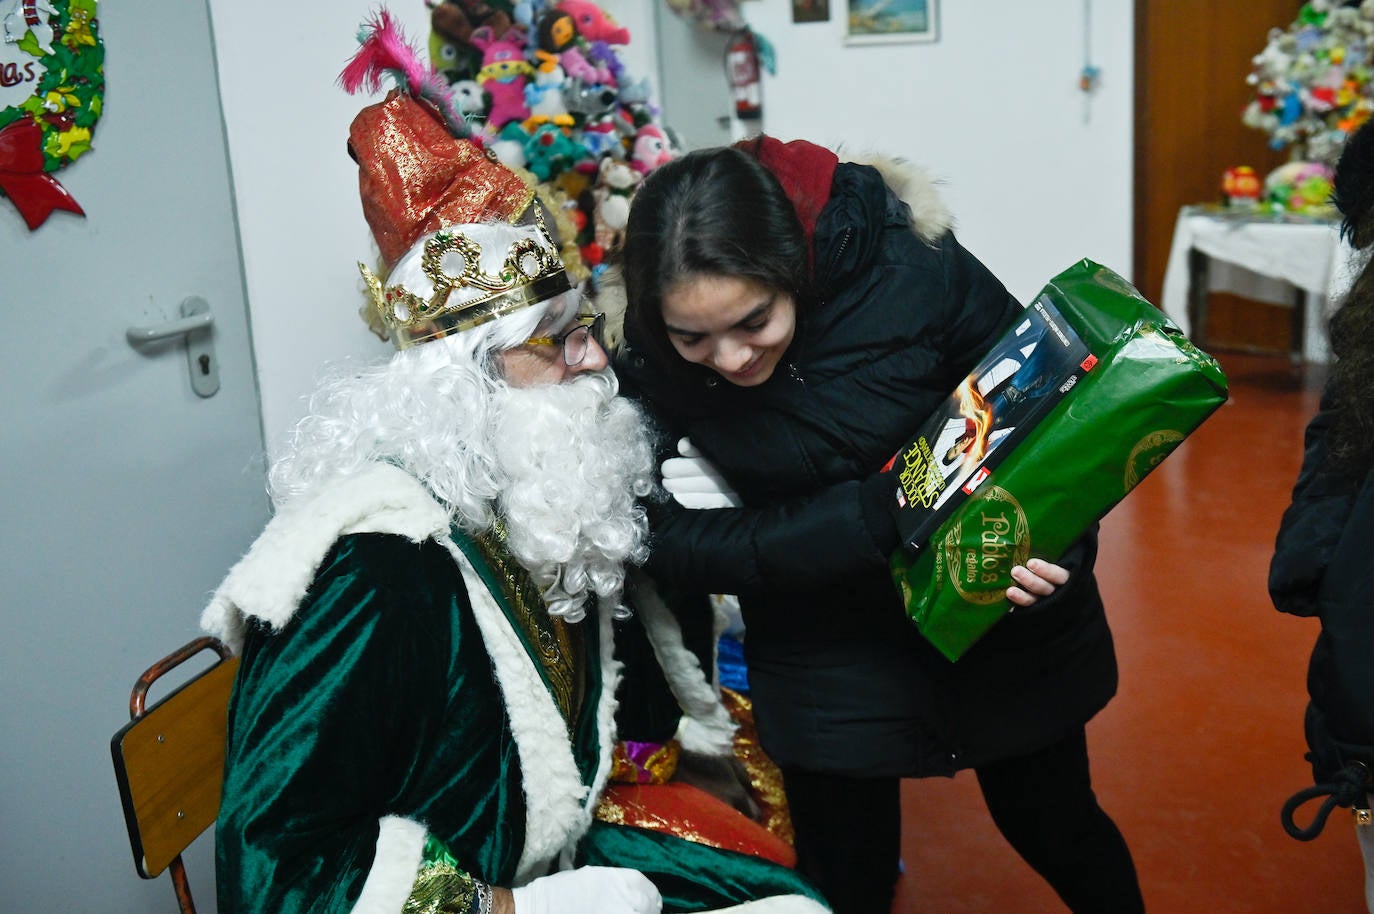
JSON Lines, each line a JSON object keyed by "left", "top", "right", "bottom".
{"left": 616, "top": 159, "right": 1120, "bottom": 779}
{"left": 1270, "top": 396, "right": 1374, "bottom": 782}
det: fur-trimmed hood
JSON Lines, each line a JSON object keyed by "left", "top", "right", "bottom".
{"left": 844, "top": 152, "right": 952, "bottom": 243}
{"left": 597, "top": 150, "right": 951, "bottom": 344}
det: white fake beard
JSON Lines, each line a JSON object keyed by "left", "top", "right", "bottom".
{"left": 488, "top": 372, "right": 656, "bottom": 622}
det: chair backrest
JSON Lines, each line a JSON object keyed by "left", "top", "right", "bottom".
{"left": 110, "top": 636, "right": 238, "bottom": 914}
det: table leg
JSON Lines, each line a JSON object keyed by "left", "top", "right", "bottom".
{"left": 1290, "top": 286, "right": 1307, "bottom": 363}
{"left": 1187, "top": 247, "right": 1210, "bottom": 346}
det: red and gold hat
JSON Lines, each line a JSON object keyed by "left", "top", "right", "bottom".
{"left": 343, "top": 12, "right": 572, "bottom": 349}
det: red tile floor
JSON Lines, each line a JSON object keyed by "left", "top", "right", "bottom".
{"left": 889, "top": 352, "right": 1369, "bottom": 912}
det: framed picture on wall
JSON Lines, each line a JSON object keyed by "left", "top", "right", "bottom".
{"left": 845, "top": 0, "right": 938, "bottom": 44}
{"left": 792, "top": 0, "right": 830, "bottom": 23}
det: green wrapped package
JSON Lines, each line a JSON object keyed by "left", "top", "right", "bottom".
{"left": 890, "top": 259, "right": 1229, "bottom": 661}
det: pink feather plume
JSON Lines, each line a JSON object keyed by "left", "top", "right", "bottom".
{"left": 339, "top": 8, "right": 470, "bottom": 137}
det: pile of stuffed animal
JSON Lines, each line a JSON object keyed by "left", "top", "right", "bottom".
{"left": 427, "top": 0, "right": 677, "bottom": 288}
{"left": 1242, "top": 0, "right": 1374, "bottom": 165}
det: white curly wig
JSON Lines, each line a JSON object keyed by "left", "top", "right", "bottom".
{"left": 269, "top": 290, "right": 656, "bottom": 621}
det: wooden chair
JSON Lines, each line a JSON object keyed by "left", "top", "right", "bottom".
{"left": 110, "top": 637, "right": 238, "bottom": 914}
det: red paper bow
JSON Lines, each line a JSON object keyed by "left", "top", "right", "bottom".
{"left": 0, "top": 118, "right": 85, "bottom": 230}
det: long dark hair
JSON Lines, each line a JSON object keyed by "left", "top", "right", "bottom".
{"left": 1327, "top": 124, "right": 1374, "bottom": 474}
{"left": 620, "top": 146, "right": 810, "bottom": 377}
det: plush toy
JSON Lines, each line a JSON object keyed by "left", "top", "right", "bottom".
{"left": 610, "top": 105, "right": 641, "bottom": 145}
{"left": 580, "top": 117, "right": 624, "bottom": 158}
{"left": 1222, "top": 165, "right": 1262, "bottom": 208}
{"left": 524, "top": 51, "right": 572, "bottom": 127}
{"left": 1264, "top": 160, "right": 1336, "bottom": 212}
{"left": 591, "top": 155, "right": 641, "bottom": 250}
{"left": 557, "top": 0, "right": 630, "bottom": 45}
{"left": 631, "top": 124, "right": 673, "bottom": 174}
{"left": 536, "top": 7, "right": 602, "bottom": 86}
{"left": 615, "top": 74, "right": 653, "bottom": 107}
{"left": 584, "top": 40, "right": 625, "bottom": 88}
{"left": 535, "top": 8, "right": 576, "bottom": 55}
{"left": 451, "top": 79, "right": 487, "bottom": 116}
{"left": 562, "top": 77, "right": 618, "bottom": 121}
{"left": 1242, "top": 5, "right": 1374, "bottom": 162}
{"left": 533, "top": 0, "right": 627, "bottom": 87}
{"left": 491, "top": 121, "right": 531, "bottom": 169}
{"left": 471, "top": 25, "right": 533, "bottom": 130}
{"left": 427, "top": 0, "right": 516, "bottom": 80}
{"left": 523, "top": 122, "right": 590, "bottom": 181}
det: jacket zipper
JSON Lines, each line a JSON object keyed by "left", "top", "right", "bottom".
{"left": 828, "top": 228, "right": 855, "bottom": 276}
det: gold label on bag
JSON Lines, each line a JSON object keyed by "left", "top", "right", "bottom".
{"left": 942, "top": 485, "right": 1030, "bottom": 605}
{"left": 1124, "top": 429, "right": 1185, "bottom": 492}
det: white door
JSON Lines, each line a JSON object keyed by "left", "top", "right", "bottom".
{"left": 0, "top": 1, "right": 268, "bottom": 912}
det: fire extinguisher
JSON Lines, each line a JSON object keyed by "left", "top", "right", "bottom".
{"left": 725, "top": 28, "right": 762, "bottom": 121}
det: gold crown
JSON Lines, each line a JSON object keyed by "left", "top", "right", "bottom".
{"left": 360, "top": 209, "right": 572, "bottom": 350}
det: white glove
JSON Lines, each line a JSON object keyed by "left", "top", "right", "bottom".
{"left": 711, "top": 592, "right": 745, "bottom": 636}
{"left": 511, "top": 866, "right": 662, "bottom": 914}
{"left": 661, "top": 437, "right": 742, "bottom": 509}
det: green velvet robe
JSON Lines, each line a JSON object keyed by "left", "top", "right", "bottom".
{"left": 202, "top": 464, "right": 826, "bottom": 914}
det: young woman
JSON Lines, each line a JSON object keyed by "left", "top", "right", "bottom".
{"left": 614, "top": 137, "right": 1143, "bottom": 914}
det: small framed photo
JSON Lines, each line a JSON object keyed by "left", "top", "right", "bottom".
{"left": 845, "top": 0, "right": 939, "bottom": 45}
{"left": 791, "top": 0, "right": 830, "bottom": 23}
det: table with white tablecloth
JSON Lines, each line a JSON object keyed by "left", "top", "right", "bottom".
{"left": 1159, "top": 205, "right": 1360, "bottom": 363}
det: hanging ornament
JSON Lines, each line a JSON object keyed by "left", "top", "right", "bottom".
{"left": 0, "top": 0, "right": 102, "bottom": 230}
{"left": 1078, "top": 0, "right": 1100, "bottom": 123}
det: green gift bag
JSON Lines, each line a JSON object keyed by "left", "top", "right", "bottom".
{"left": 890, "top": 259, "right": 1229, "bottom": 661}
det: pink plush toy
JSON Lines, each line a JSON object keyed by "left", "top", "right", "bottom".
{"left": 631, "top": 124, "right": 673, "bottom": 175}
{"left": 471, "top": 25, "right": 533, "bottom": 130}
{"left": 556, "top": 0, "right": 630, "bottom": 46}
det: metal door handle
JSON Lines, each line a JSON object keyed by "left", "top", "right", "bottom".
{"left": 126, "top": 302, "right": 214, "bottom": 343}
{"left": 126, "top": 296, "right": 220, "bottom": 398}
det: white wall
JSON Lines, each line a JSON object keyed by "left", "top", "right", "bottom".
{"left": 745, "top": 0, "right": 1134, "bottom": 303}
{"left": 207, "top": 1, "right": 419, "bottom": 462}
{"left": 208, "top": 0, "right": 1132, "bottom": 460}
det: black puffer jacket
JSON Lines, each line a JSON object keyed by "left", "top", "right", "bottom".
{"left": 1270, "top": 398, "right": 1374, "bottom": 783}
{"left": 616, "top": 161, "right": 1118, "bottom": 778}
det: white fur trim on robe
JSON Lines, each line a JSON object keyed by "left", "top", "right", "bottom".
{"left": 627, "top": 570, "right": 737, "bottom": 757}
{"left": 201, "top": 463, "right": 449, "bottom": 653}
{"left": 351, "top": 816, "right": 428, "bottom": 914}
{"left": 443, "top": 537, "right": 622, "bottom": 885}
{"left": 712, "top": 898, "right": 832, "bottom": 914}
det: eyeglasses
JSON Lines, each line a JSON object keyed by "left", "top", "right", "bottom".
{"left": 525, "top": 312, "right": 606, "bottom": 367}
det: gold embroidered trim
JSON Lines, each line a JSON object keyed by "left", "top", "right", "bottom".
{"left": 474, "top": 523, "right": 585, "bottom": 730}
{"left": 608, "top": 739, "right": 681, "bottom": 785}
{"left": 402, "top": 861, "right": 479, "bottom": 914}
{"left": 721, "top": 687, "right": 795, "bottom": 845}
{"left": 592, "top": 789, "right": 719, "bottom": 850}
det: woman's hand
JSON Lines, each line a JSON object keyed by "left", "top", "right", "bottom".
{"left": 660, "top": 437, "right": 741, "bottom": 509}
{"left": 1006, "top": 558, "right": 1070, "bottom": 608}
